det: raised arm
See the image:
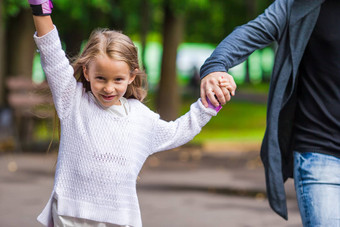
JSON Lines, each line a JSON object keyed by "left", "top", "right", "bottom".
{"left": 28, "top": 0, "right": 78, "bottom": 120}
{"left": 29, "top": 0, "right": 54, "bottom": 36}
{"left": 33, "top": 16, "right": 54, "bottom": 37}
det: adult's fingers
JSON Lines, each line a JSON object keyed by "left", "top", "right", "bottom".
{"left": 213, "top": 86, "right": 226, "bottom": 106}
{"left": 219, "top": 80, "right": 235, "bottom": 96}
{"left": 221, "top": 86, "right": 231, "bottom": 102}
{"left": 225, "top": 73, "right": 237, "bottom": 96}
{"left": 206, "top": 88, "right": 219, "bottom": 107}
{"left": 200, "top": 84, "right": 208, "bottom": 107}
{"left": 200, "top": 73, "right": 220, "bottom": 107}
{"left": 221, "top": 82, "right": 236, "bottom": 98}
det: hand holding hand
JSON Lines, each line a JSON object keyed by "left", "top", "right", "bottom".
{"left": 28, "top": 0, "right": 53, "bottom": 16}
{"left": 200, "top": 72, "right": 237, "bottom": 108}
{"left": 206, "top": 97, "right": 222, "bottom": 112}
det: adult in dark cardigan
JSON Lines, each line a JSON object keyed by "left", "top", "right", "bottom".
{"left": 200, "top": 0, "right": 340, "bottom": 226}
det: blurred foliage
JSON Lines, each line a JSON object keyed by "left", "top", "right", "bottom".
{"left": 55, "top": 0, "right": 112, "bottom": 20}
{"left": 3, "top": 0, "right": 272, "bottom": 44}
{"left": 3, "top": 0, "right": 28, "bottom": 18}
{"left": 184, "top": 0, "right": 272, "bottom": 44}
{"left": 2, "top": 0, "right": 275, "bottom": 147}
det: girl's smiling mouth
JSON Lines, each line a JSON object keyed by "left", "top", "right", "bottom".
{"left": 101, "top": 95, "right": 115, "bottom": 101}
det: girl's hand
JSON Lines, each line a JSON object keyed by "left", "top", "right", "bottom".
{"left": 206, "top": 96, "right": 222, "bottom": 112}
{"left": 219, "top": 76, "right": 235, "bottom": 94}
{"left": 28, "top": 0, "right": 53, "bottom": 16}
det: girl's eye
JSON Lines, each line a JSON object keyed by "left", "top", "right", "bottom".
{"left": 115, "top": 78, "right": 123, "bottom": 82}
{"left": 96, "top": 76, "right": 105, "bottom": 81}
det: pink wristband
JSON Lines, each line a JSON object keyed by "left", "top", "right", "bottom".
{"left": 28, "top": 0, "right": 48, "bottom": 4}
{"left": 206, "top": 97, "right": 222, "bottom": 112}
{"left": 29, "top": 0, "right": 53, "bottom": 16}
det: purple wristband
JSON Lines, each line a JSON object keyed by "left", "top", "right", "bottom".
{"left": 28, "top": 0, "right": 48, "bottom": 4}
{"left": 29, "top": 0, "right": 53, "bottom": 16}
{"left": 206, "top": 97, "right": 222, "bottom": 112}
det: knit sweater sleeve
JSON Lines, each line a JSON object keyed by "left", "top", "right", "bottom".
{"left": 150, "top": 99, "right": 217, "bottom": 154}
{"left": 33, "top": 26, "right": 77, "bottom": 120}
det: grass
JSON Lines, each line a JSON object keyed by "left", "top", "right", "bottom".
{"left": 236, "top": 83, "right": 270, "bottom": 94}
{"left": 192, "top": 83, "right": 268, "bottom": 144}
{"left": 181, "top": 98, "right": 267, "bottom": 144}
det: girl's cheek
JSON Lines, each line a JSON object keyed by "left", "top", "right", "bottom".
{"left": 122, "top": 85, "right": 129, "bottom": 92}
{"left": 92, "top": 83, "right": 102, "bottom": 91}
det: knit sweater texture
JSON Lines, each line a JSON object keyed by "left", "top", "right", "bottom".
{"left": 35, "top": 27, "right": 217, "bottom": 227}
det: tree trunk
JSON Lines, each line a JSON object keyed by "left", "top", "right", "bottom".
{"left": 5, "top": 9, "right": 37, "bottom": 150}
{"left": 0, "top": 0, "right": 5, "bottom": 105}
{"left": 244, "top": 0, "right": 257, "bottom": 84}
{"left": 6, "top": 9, "right": 35, "bottom": 79}
{"left": 140, "top": 0, "right": 150, "bottom": 71}
{"left": 156, "top": 2, "right": 184, "bottom": 121}
{"left": 245, "top": 0, "right": 257, "bottom": 18}
{"left": 245, "top": 60, "right": 251, "bottom": 84}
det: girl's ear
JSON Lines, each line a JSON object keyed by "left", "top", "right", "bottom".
{"left": 128, "top": 69, "right": 138, "bottom": 85}
{"left": 83, "top": 66, "right": 90, "bottom": 81}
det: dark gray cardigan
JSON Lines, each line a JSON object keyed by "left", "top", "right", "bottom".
{"left": 200, "top": 0, "right": 325, "bottom": 219}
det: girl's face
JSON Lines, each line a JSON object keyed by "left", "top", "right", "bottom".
{"left": 83, "top": 55, "right": 136, "bottom": 108}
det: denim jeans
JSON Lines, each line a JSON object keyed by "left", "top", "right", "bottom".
{"left": 294, "top": 151, "right": 340, "bottom": 227}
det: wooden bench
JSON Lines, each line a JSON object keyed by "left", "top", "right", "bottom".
{"left": 6, "top": 76, "right": 54, "bottom": 151}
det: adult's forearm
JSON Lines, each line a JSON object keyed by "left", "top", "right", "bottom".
{"left": 200, "top": 0, "right": 289, "bottom": 79}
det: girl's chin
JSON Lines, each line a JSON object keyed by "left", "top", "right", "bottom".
{"left": 99, "top": 99, "right": 120, "bottom": 107}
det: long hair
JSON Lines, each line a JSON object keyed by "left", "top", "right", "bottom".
{"left": 72, "top": 28, "right": 148, "bottom": 101}
{"left": 49, "top": 29, "right": 148, "bottom": 152}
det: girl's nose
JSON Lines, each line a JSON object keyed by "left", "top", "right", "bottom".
{"left": 103, "top": 84, "right": 114, "bottom": 94}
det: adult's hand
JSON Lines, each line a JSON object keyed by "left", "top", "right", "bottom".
{"left": 200, "top": 72, "right": 236, "bottom": 108}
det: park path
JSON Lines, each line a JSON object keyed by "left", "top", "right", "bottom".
{"left": 0, "top": 145, "right": 302, "bottom": 227}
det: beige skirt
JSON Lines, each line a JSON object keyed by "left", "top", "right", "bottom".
{"left": 52, "top": 199, "right": 131, "bottom": 227}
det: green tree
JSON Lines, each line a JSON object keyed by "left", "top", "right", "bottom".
{"left": 0, "top": 0, "right": 5, "bottom": 106}
{"left": 6, "top": 8, "right": 35, "bottom": 79}
{"left": 3, "top": 0, "right": 35, "bottom": 84}
{"left": 156, "top": 0, "right": 183, "bottom": 121}
{"left": 244, "top": 0, "right": 257, "bottom": 84}
{"left": 139, "top": 0, "right": 150, "bottom": 70}
{"left": 52, "top": 0, "right": 113, "bottom": 57}
{"left": 157, "top": 0, "right": 210, "bottom": 120}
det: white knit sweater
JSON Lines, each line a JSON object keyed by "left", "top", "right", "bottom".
{"left": 35, "top": 27, "right": 217, "bottom": 227}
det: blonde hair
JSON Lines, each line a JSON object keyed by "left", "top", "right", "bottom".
{"left": 48, "top": 29, "right": 148, "bottom": 153}
{"left": 72, "top": 28, "right": 147, "bottom": 101}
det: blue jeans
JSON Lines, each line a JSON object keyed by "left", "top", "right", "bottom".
{"left": 294, "top": 151, "right": 340, "bottom": 227}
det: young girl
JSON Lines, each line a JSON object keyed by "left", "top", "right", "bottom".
{"left": 28, "top": 1, "right": 230, "bottom": 226}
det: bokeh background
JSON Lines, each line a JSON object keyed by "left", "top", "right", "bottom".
{"left": 0, "top": 1, "right": 302, "bottom": 226}
{"left": 0, "top": 0, "right": 276, "bottom": 150}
